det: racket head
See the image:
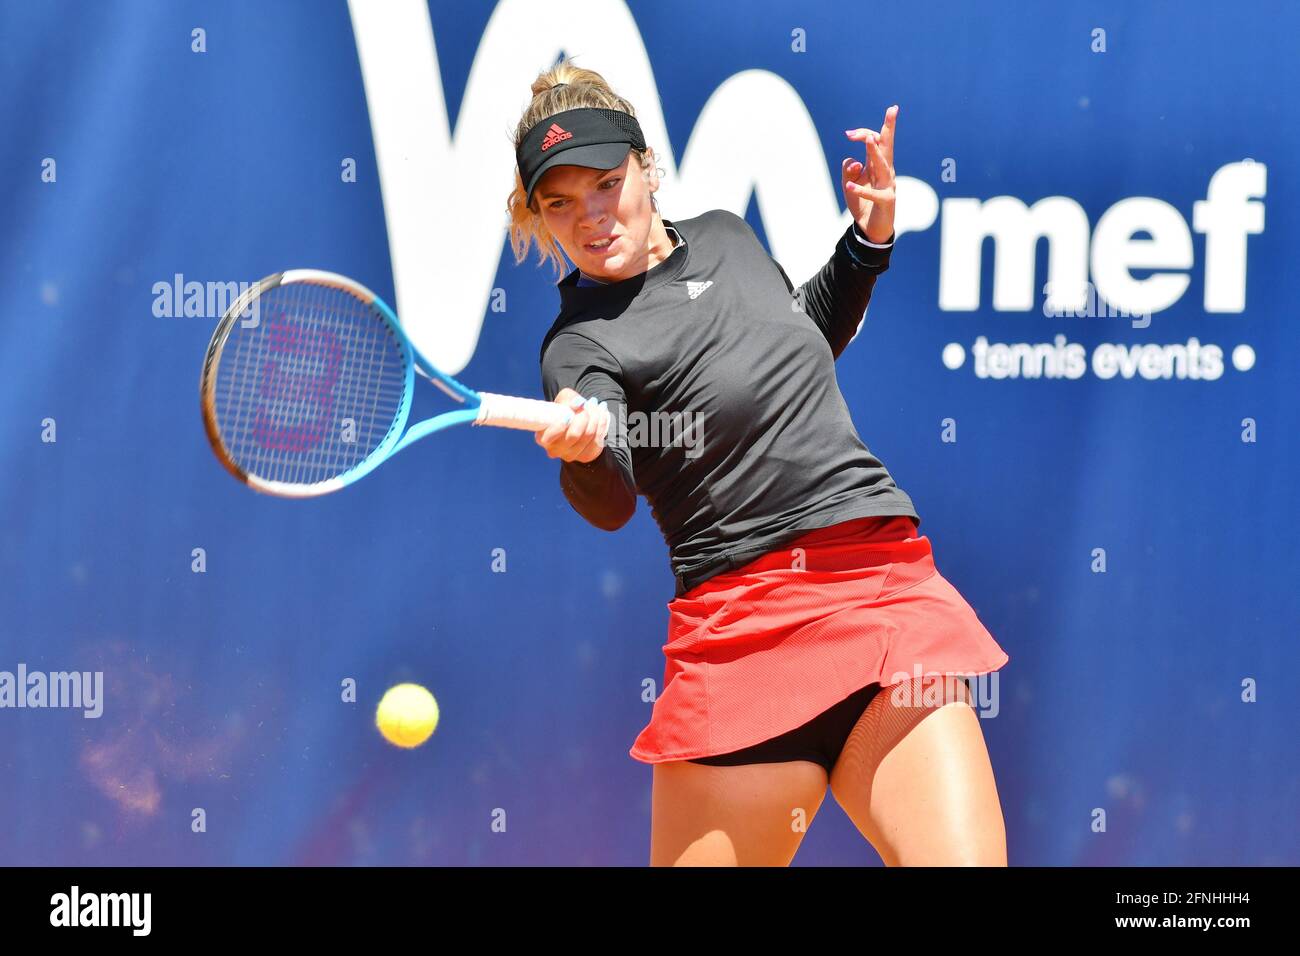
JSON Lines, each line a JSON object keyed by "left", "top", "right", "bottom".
{"left": 200, "top": 270, "right": 425, "bottom": 497}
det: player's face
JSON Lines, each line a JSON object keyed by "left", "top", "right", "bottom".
{"left": 535, "top": 149, "right": 665, "bottom": 282}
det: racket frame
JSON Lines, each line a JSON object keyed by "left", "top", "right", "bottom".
{"left": 201, "top": 269, "right": 560, "bottom": 498}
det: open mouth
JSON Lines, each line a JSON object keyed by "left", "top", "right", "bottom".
{"left": 585, "top": 235, "right": 617, "bottom": 254}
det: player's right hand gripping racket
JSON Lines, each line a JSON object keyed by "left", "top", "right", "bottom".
{"left": 200, "top": 269, "right": 577, "bottom": 497}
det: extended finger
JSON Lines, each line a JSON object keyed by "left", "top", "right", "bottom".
{"left": 880, "top": 105, "right": 898, "bottom": 163}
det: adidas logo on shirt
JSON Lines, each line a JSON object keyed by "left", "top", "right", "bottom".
{"left": 686, "top": 280, "right": 714, "bottom": 300}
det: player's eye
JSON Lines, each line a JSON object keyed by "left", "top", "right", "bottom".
{"left": 548, "top": 179, "right": 618, "bottom": 210}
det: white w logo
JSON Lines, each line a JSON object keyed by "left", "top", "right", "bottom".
{"left": 347, "top": 0, "right": 1261, "bottom": 374}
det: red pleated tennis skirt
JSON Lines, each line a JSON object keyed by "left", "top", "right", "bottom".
{"left": 629, "top": 514, "right": 1010, "bottom": 764}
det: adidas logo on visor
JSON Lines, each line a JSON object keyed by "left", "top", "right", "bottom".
{"left": 540, "top": 123, "right": 572, "bottom": 150}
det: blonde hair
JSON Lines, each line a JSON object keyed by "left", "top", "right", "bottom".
{"left": 506, "top": 58, "right": 657, "bottom": 279}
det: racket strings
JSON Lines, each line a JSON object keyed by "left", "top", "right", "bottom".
{"left": 212, "top": 281, "right": 408, "bottom": 486}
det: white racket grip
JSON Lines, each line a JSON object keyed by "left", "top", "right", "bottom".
{"left": 475, "top": 391, "right": 576, "bottom": 431}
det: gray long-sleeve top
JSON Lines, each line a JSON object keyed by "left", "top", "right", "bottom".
{"left": 539, "top": 208, "right": 919, "bottom": 597}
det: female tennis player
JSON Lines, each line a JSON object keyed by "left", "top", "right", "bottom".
{"left": 508, "top": 60, "right": 1010, "bottom": 867}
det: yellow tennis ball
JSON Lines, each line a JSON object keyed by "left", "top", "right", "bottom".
{"left": 376, "top": 683, "right": 439, "bottom": 748}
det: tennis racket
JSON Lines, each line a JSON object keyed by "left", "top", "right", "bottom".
{"left": 200, "top": 269, "right": 577, "bottom": 498}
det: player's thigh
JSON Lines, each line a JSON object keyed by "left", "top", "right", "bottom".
{"left": 829, "top": 676, "right": 1006, "bottom": 866}
{"left": 650, "top": 758, "right": 829, "bottom": 866}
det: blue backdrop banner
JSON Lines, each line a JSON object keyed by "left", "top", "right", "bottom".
{"left": 0, "top": 0, "right": 1295, "bottom": 865}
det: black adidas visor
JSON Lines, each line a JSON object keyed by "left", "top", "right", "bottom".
{"left": 517, "top": 108, "right": 647, "bottom": 209}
